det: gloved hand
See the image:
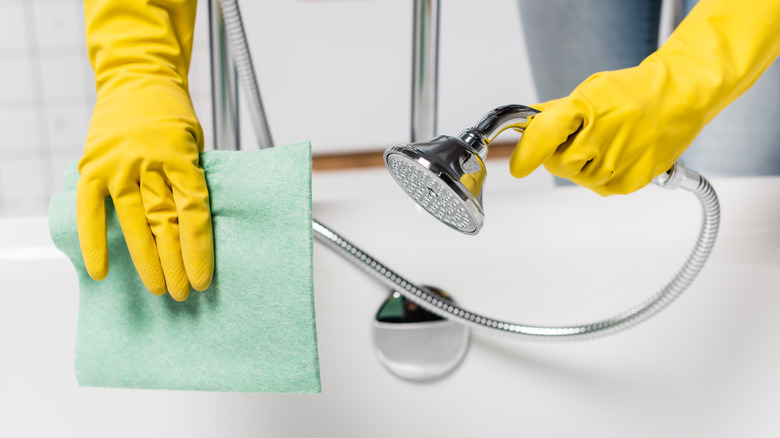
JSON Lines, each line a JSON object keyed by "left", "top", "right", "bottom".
{"left": 510, "top": 0, "right": 780, "bottom": 196}
{"left": 78, "top": 0, "right": 212, "bottom": 301}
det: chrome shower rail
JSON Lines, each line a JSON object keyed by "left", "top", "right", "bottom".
{"left": 411, "top": 0, "right": 440, "bottom": 142}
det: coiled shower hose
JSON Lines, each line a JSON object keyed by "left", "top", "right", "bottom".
{"left": 220, "top": 0, "right": 720, "bottom": 340}
{"left": 313, "top": 170, "right": 719, "bottom": 341}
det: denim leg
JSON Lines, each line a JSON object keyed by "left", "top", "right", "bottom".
{"left": 517, "top": 0, "right": 662, "bottom": 185}
{"left": 518, "top": 0, "right": 780, "bottom": 179}
{"left": 680, "top": 0, "right": 780, "bottom": 176}
{"left": 517, "top": 0, "right": 663, "bottom": 101}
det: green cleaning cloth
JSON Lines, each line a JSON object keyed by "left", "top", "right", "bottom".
{"left": 48, "top": 142, "right": 320, "bottom": 393}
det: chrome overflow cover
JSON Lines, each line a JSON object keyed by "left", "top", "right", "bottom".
{"left": 372, "top": 286, "right": 470, "bottom": 381}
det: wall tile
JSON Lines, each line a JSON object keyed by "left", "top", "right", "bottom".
{"left": 0, "top": 156, "right": 49, "bottom": 207}
{"left": 44, "top": 104, "right": 89, "bottom": 149}
{"left": 0, "top": 108, "right": 40, "bottom": 151}
{"left": 39, "top": 55, "right": 88, "bottom": 100}
{"left": 0, "top": 58, "right": 35, "bottom": 102}
{"left": 0, "top": 5, "right": 28, "bottom": 51}
{"left": 32, "top": 2, "right": 83, "bottom": 49}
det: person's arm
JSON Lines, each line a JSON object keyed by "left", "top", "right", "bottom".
{"left": 78, "top": 0, "right": 212, "bottom": 301}
{"left": 511, "top": 0, "right": 780, "bottom": 196}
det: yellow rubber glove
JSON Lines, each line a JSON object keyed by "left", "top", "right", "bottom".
{"left": 511, "top": 0, "right": 780, "bottom": 196}
{"left": 78, "top": 0, "right": 212, "bottom": 301}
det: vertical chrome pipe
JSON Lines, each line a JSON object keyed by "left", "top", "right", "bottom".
{"left": 218, "top": 0, "right": 275, "bottom": 149}
{"left": 208, "top": 0, "right": 240, "bottom": 151}
{"left": 411, "top": 0, "right": 441, "bottom": 142}
{"left": 658, "top": 0, "right": 684, "bottom": 46}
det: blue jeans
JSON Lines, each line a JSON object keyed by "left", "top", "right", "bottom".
{"left": 517, "top": 0, "right": 780, "bottom": 177}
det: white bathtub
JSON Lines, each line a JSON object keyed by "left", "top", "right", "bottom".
{"left": 2, "top": 176, "right": 780, "bottom": 437}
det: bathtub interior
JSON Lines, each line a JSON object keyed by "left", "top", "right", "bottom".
{"left": 2, "top": 177, "right": 780, "bottom": 436}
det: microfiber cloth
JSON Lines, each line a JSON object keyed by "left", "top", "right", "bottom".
{"left": 48, "top": 142, "right": 320, "bottom": 393}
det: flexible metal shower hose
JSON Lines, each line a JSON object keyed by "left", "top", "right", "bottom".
{"left": 313, "top": 176, "right": 719, "bottom": 340}
{"left": 221, "top": 0, "right": 720, "bottom": 340}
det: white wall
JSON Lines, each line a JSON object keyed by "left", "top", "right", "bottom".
{"left": 0, "top": 0, "right": 536, "bottom": 217}
{"left": 232, "top": 0, "right": 536, "bottom": 152}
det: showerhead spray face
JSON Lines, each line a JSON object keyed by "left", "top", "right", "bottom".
{"left": 384, "top": 105, "right": 540, "bottom": 235}
{"left": 384, "top": 135, "right": 487, "bottom": 234}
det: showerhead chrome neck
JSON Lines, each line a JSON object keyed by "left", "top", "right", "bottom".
{"left": 456, "top": 104, "right": 540, "bottom": 159}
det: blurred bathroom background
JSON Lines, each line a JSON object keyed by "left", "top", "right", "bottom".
{"left": 0, "top": 0, "right": 550, "bottom": 217}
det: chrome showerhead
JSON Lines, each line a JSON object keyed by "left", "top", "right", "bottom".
{"left": 384, "top": 104, "right": 540, "bottom": 235}
{"left": 384, "top": 135, "right": 487, "bottom": 234}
